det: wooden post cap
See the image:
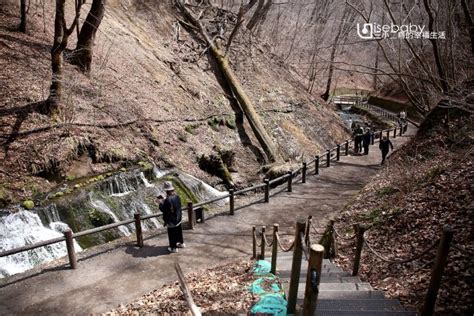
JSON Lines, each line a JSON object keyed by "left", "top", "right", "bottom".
{"left": 310, "top": 244, "right": 325, "bottom": 252}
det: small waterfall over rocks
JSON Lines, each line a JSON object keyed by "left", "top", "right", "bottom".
{"left": 0, "top": 210, "right": 81, "bottom": 278}
{"left": 0, "top": 167, "right": 227, "bottom": 278}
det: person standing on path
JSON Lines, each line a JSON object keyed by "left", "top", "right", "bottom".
{"left": 362, "top": 129, "right": 372, "bottom": 155}
{"left": 158, "top": 181, "right": 185, "bottom": 253}
{"left": 379, "top": 136, "right": 394, "bottom": 165}
{"left": 354, "top": 125, "right": 364, "bottom": 154}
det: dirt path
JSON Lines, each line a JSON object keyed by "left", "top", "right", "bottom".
{"left": 0, "top": 126, "right": 416, "bottom": 315}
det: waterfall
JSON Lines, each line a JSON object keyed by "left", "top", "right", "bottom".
{"left": 0, "top": 210, "right": 81, "bottom": 278}
{"left": 90, "top": 199, "right": 131, "bottom": 236}
{"left": 130, "top": 201, "right": 161, "bottom": 230}
{"left": 153, "top": 167, "right": 167, "bottom": 179}
{"left": 177, "top": 172, "right": 229, "bottom": 206}
{"left": 139, "top": 172, "right": 153, "bottom": 188}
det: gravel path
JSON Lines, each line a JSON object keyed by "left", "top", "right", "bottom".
{"left": 0, "top": 126, "right": 415, "bottom": 315}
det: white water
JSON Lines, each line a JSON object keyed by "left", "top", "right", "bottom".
{"left": 134, "top": 201, "right": 161, "bottom": 229}
{"left": 139, "top": 172, "right": 153, "bottom": 187}
{"left": 178, "top": 172, "right": 229, "bottom": 206}
{"left": 90, "top": 199, "right": 131, "bottom": 236}
{"left": 0, "top": 210, "right": 81, "bottom": 278}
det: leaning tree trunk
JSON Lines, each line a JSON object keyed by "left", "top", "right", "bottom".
{"left": 177, "top": 1, "right": 282, "bottom": 163}
{"left": 460, "top": 0, "right": 474, "bottom": 55}
{"left": 70, "top": 0, "right": 106, "bottom": 74}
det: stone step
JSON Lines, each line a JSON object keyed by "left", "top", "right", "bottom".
{"left": 276, "top": 271, "right": 360, "bottom": 284}
{"left": 316, "top": 299, "right": 404, "bottom": 311}
{"left": 281, "top": 282, "right": 373, "bottom": 294}
{"left": 309, "top": 290, "right": 386, "bottom": 300}
{"left": 314, "top": 311, "right": 417, "bottom": 316}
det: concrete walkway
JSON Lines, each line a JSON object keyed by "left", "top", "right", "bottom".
{"left": 0, "top": 126, "right": 415, "bottom": 315}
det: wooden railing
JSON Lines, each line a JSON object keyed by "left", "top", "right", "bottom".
{"left": 0, "top": 105, "right": 408, "bottom": 273}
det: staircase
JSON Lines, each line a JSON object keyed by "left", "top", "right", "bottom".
{"left": 272, "top": 252, "right": 416, "bottom": 315}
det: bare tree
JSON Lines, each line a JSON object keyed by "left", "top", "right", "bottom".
{"left": 69, "top": 0, "right": 106, "bottom": 74}
{"left": 39, "top": 0, "right": 82, "bottom": 115}
{"left": 19, "top": 0, "right": 27, "bottom": 32}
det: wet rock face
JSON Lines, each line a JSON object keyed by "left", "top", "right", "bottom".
{"left": 0, "top": 167, "right": 229, "bottom": 278}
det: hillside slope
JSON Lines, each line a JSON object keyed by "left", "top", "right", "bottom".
{"left": 334, "top": 83, "right": 474, "bottom": 314}
{"left": 0, "top": 0, "right": 349, "bottom": 203}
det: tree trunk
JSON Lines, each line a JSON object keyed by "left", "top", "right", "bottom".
{"left": 460, "top": 0, "right": 474, "bottom": 54}
{"left": 177, "top": 1, "right": 281, "bottom": 163}
{"left": 321, "top": 10, "right": 346, "bottom": 101}
{"left": 19, "top": 0, "right": 27, "bottom": 32}
{"left": 41, "top": 0, "right": 80, "bottom": 115}
{"left": 246, "top": 0, "right": 265, "bottom": 31}
{"left": 423, "top": 0, "right": 449, "bottom": 93}
{"left": 70, "top": 0, "right": 106, "bottom": 74}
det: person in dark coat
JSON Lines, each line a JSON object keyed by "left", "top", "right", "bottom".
{"left": 362, "top": 129, "right": 372, "bottom": 155}
{"left": 379, "top": 136, "right": 394, "bottom": 165}
{"left": 158, "top": 181, "right": 185, "bottom": 253}
{"left": 354, "top": 125, "right": 364, "bottom": 154}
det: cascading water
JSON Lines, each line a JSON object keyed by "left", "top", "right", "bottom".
{"left": 1, "top": 167, "right": 227, "bottom": 278}
{"left": 89, "top": 199, "right": 131, "bottom": 236}
{"left": 0, "top": 210, "right": 81, "bottom": 278}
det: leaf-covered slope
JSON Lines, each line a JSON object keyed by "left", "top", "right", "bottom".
{"left": 0, "top": 1, "right": 349, "bottom": 203}
{"left": 334, "top": 96, "right": 473, "bottom": 314}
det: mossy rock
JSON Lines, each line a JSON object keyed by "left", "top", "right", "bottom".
{"left": 22, "top": 200, "right": 35, "bottom": 210}
{"left": 138, "top": 161, "right": 153, "bottom": 171}
{"left": 119, "top": 167, "right": 127, "bottom": 172}
{"left": 198, "top": 154, "right": 233, "bottom": 186}
{"left": 66, "top": 175, "right": 76, "bottom": 181}
{"left": 53, "top": 192, "right": 65, "bottom": 198}
{"left": 88, "top": 209, "right": 114, "bottom": 227}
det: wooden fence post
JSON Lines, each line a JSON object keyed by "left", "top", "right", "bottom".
{"left": 303, "top": 244, "right": 325, "bottom": 316}
{"left": 64, "top": 230, "right": 77, "bottom": 269}
{"left": 260, "top": 226, "right": 266, "bottom": 260}
{"left": 305, "top": 215, "right": 312, "bottom": 245}
{"left": 352, "top": 224, "right": 365, "bottom": 276}
{"left": 287, "top": 172, "right": 292, "bottom": 192}
{"left": 288, "top": 219, "right": 306, "bottom": 314}
{"left": 302, "top": 162, "right": 307, "bottom": 183}
{"left": 393, "top": 127, "right": 397, "bottom": 138}
{"left": 421, "top": 228, "right": 454, "bottom": 316}
{"left": 252, "top": 226, "right": 257, "bottom": 259}
{"left": 134, "top": 213, "right": 144, "bottom": 248}
{"left": 386, "top": 130, "right": 390, "bottom": 140}
{"left": 326, "top": 150, "right": 330, "bottom": 167}
{"left": 371, "top": 132, "right": 375, "bottom": 145}
{"left": 264, "top": 179, "right": 270, "bottom": 202}
{"left": 399, "top": 126, "right": 403, "bottom": 136}
{"left": 336, "top": 145, "right": 341, "bottom": 161}
{"left": 315, "top": 156, "right": 319, "bottom": 175}
{"left": 345, "top": 141, "right": 349, "bottom": 155}
{"left": 271, "top": 224, "right": 279, "bottom": 274}
{"left": 187, "top": 202, "right": 195, "bottom": 230}
{"left": 229, "top": 189, "right": 234, "bottom": 215}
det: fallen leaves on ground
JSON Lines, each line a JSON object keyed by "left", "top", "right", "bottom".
{"left": 106, "top": 259, "right": 257, "bottom": 315}
{"left": 332, "top": 114, "right": 473, "bottom": 314}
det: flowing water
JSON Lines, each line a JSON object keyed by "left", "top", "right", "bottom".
{"left": 0, "top": 210, "right": 81, "bottom": 278}
{"left": 0, "top": 167, "right": 227, "bottom": 278}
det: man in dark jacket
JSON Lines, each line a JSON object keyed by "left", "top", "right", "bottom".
{"left": 362, "top": 129, "right": 372, "bottom": 155}
{"left": 379, "top": 136, "right": 394, "bottom": 165}
{"left": 354, "top": 125, "right": 364, "bottom": 154}
{"left": 158, "top": 181, "right": 185, "bottom": 253}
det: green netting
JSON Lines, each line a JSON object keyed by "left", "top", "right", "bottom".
{"left": 250, "top": 276, "right": 285, "bottom": 296}
{"left": 252, "top": 260, "right": 271, "bottom": 275}
{"left": 250, "top": 294, "right": 287, "bottom": 315}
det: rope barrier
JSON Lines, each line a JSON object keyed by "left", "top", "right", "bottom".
{"left": 263, "top": 233, "right": 273, "bottom": 247}
{"left": 253, "top": 229, "right": 262, "bottom": 248}
{"left": 310, "top": 225, "right": 326, "bottom": 235}
{"left": 276, "top": 233, "right": 295, "bottom": 252}
{"left": 333, "top": 227, "right": 357, "bottom": 240}
{"left": 300, "top": 232, "right": 309, "bottom": 261}
{"left": 363, "top": 238, "right": 439, "bottom": 264}
{"left": 451, "top": 243, "right": 474, "bottom": 257}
